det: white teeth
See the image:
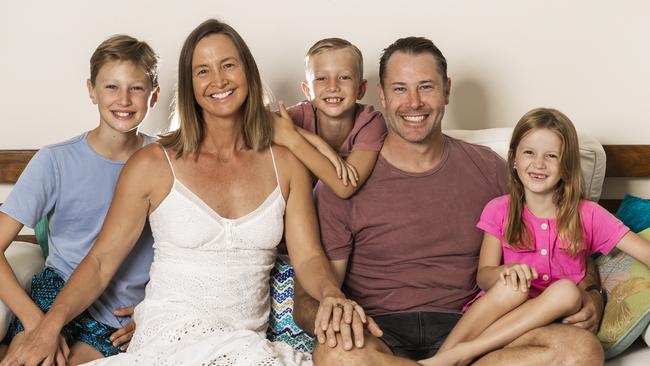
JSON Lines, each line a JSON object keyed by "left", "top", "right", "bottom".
{"left": 114, "top": 111, "right": 132, "bottom": 117}
{"left": 402, "top": 115, "right": 426, "bottom": 122}
{"left": 529, "top": 173, "right": 547, "bottom": 180}
{"left": 210, "top": 90, "right": 233, "bottom": 99}
{"left": 324, "top": 98, "right": 342, "bottom": 103}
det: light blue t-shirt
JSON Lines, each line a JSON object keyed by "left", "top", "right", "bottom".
{"left": 0, "top": 132, "right": 155, "bottom": 328}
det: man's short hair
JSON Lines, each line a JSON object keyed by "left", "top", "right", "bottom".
{"left": 90, "top": 34, "right": 159, "bottom": 88}
{"left": 305, "top": 38, "right": 364, "bottom": 82}
{"left": 379, "top": 36, "right": 447, "bottom": 86}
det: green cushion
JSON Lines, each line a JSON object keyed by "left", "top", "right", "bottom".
{"left": 597, "top": 228, "right": 650, "bottom": 359}
{"left": 34, "top": 217, "right": 48, "bottom": 258}
{"left": 615, "top": 194, "right": 650, "bottom": 233}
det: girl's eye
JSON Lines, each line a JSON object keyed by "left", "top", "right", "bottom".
{"left": 546, "top": 154, "right": 558, "bottom": 159}
{"left": 522, "top": 150, "right": 534, "bottom": 155}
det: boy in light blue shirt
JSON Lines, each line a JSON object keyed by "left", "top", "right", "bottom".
{"left": 0, "top": 34, "right": 160, "bottom": 364}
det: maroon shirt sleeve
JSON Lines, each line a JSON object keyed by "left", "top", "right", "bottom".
{"left": 350, "top": 105, "right": 387, "bottom": 152}
{"left": 286, "top": 102, "right": 306, "bottom": 129}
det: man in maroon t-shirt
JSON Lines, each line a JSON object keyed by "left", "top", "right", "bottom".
{"left": 294, "top": 37, "right": 605, "bottom": 366}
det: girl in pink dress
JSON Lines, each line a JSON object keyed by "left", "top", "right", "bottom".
{"left": 422, "top": 108, "right": 650, "bottom": 366}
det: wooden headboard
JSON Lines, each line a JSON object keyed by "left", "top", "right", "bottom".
{"left": 1, "top": 146, "right": 649, "bottom": 243}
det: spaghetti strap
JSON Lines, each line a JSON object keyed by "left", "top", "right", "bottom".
{"left": 269, "top": 146, "right": 281, "bottom": 188}
{"left": 159, "top": 144, "right": 176, "bottom": 179}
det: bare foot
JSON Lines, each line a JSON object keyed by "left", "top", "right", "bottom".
{"left": 419, "top": 345, "right": 473, "bottom": 366}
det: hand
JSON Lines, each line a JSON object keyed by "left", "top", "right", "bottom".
{"left": 499, "top": 263, "right": 538, "bottom": 292}
{"left": 322, "top": 311, "right": 383, "bottom": 350}
{"left": 323, "top": 152, "right": 359, "bottom": 188}
{"left": 110, "top": 305, "right": 136, "bottom": 350}
{"left": 314, "top": 296, "right": 367, "bottom": 345}
{"left": 562, "top": 287, "right": 603, "bottom": 333}
{"left": 1, "top": 325, "right": 65, "bottom": 366}
{"left": 272, "top": 101, "right": 299, "bottom": 147}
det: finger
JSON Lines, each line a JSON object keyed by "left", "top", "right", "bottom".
{"left": 332, "top": 304, "right": 343, "bottom": 332}
{"left": 315, "top": 326, "right": 326, "bottom": 344}
{"left": 340, "top": 322, "right": 353, "bottom": 350}
{"left": 278, "top": 100, "right": 292, "bottom": 120}
{"left": 347, "top": 166, "right": 358, "bottom": 187}
{"left": 55, "top": 350, "right": 65, "bottom": 366}
{"left": 352, "top": 303, "right": 367, "bottom": 324}
{"left": 349, "top": 164, "right": 359, "bottom": 182}
{"left": 112, "top": 331, "right": 134, "bottom": 347}
{"left": 121, "top": 341, "right": 130, "bottom": 351}
{"left": 506, "top": 271, "right": 516, "bottom": 290}
{"left": 114, "top": 305, "right": 136, "bottom": 317}
{"left": 334, "top": 158, "right": 342, "bottom": 179}
{"left": 351, "top": 312, "right": 365, "bottom": 348}
{"left": 531, "top": 266, "right": 538, "bottom": 280}
{"left": 60, "top": 336, "right": 70, "bottom": 361}
{"left": 42, "top": 354, "right": 54, "bottom": 366}
{"left": 366, "top": 316, "right": 383, "bottom": 338}
{"left": 515, "top": 267, "right": 527, "bottom": 292}
{"left": 325, "top": 323, "right": 337, "bottom": 348}
{"left": 500, "top": 271, "right": 507, "bottom": 285}
{"left": 315, "top": 303, "right": 330, "bottom": 332}
{"left": 340, "top": 159, "right": 349, "bottom": 186}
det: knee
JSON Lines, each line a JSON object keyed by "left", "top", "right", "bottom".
{"left": 554, "top": 327, "right": 604, "bottom": 366}
{"left": 313, "top": 336, "right": 386, "bottom": 366}
{"left": 545, "top": 279, "right": 582, "bottom": 314}
{"left": 488, "top": 281, "right": 528, "bottom": 307}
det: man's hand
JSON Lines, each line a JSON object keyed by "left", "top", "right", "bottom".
{"left": 110, "top": 305, "right": 136, "bottom": 350}
{"left": 320, "top": 310, "right": 383, "bottom": 350}
{"left": 562, "top": 287, "right": 604, "bottom": 333}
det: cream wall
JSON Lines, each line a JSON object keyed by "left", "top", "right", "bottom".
{"left": 1, "top": 0, "right": 649, "bottom": 200}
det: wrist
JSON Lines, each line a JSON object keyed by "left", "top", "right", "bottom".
{"left": 585, "top": 284, "right": 607, "bottom": 308}
{"left": 320, "top": 285, "right": 344, "bottom": 300}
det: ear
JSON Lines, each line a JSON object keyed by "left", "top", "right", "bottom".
{"left": 377, "top": 82, "right": 387, "bottom": 109}
{"left": 301, "top": 81, "right": 313, "bottom": 101}
{"left": 150, "top": 86, "right": 160, "bottom": 108}
{"left": 87, "top": 79, "right": 97, "bottom": 104}
{"left": 356, "top": 79, "right": 367, "bottom": 100}
{"left": 444, "top": 78, "right": 452, "bottom": 105}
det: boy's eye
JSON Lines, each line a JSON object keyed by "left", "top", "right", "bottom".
{"left": 130, "top": 86, "right": 145, "bottom": 91}
{"left": 315, "top": 76, "right": 326, "bottom": 82}
{"left": 339, "top": 75, "right": 352, "bottom": 80}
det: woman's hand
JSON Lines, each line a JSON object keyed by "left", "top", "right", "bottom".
{"left": 499, "top": 263, "right": 538, "bottom": 292}
{"left": 314, "top": 294, "right": 368, "bottom": 345}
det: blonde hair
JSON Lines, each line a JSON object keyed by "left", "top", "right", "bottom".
{"left": 90, "top": 34, "right": 159, "bottom": 88}
{"left": 305, "top": 38, "right": 364, "bottom": 83}
{"left": 160, "top": 19, "right": 273, "bottom": 158}
{"left": 506, "top": 108, "right": 584, "bottom": 255}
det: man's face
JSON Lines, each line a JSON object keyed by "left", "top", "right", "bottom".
{"left": 378, "top": 52, "right": 450, "bottom": 144}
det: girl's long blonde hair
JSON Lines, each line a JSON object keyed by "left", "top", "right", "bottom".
{"left": 506, "top": 108, "right": 584, "bottom": 256}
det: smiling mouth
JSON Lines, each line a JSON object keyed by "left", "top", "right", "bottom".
{"left": 401, "top": 114, "right": 428, "bottom": 122}
{"left": 210, "top": 90, "right": 234, "bottom": 100}
{"left": 323, "top": 97, "right": 343, "bottom": 104}
{"left": 112, "top": 111, "right": 135, "bottom": 119}
{"left": 528, "top": 172, "right": 548, "bottom": 181}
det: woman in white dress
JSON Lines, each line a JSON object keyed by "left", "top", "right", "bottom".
{"left": 3, "top": 19, "right": 365, "bottom": 366}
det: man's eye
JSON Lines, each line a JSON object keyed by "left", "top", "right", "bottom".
{"left": 394, "top": 87, "right": 406, "bottom": 93}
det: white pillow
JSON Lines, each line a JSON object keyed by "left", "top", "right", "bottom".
{"left": 0, "top": 241, "right": 45, "bottom": 339}
{"left": 444, "top": 128, "right": 606, "bottom": 202}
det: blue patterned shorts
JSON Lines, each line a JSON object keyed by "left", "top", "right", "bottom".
{"left": 3, "top": 268, "right": 123, "bottom": 357}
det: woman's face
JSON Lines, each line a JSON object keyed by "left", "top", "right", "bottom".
{"left": 191, "top": 34, "right": 248, "bottom": 122}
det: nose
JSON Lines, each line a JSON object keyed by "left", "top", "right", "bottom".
{"left": 326, "top": 78, "right": 339, "bottom": 92}
{"left": 211, "top": 69, "right": 229, "bottom": 88}
{"left": 407, "top": 89, "right": 423, "bottom": 109}
{"left": 117, "top": 89, "right": 132, "bottom": 106}
{"left": 533, "top": 154, "right": 546, "bottom": 168}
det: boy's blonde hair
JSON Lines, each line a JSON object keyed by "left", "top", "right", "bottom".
{"left": 90, "top": 35, "right": 159, "bottom": 88}
{"left": 305, "top": 38, "right": 364, "bottom": 82}
{"left": 506, "top": 108, "right": 584, "bottom": 256}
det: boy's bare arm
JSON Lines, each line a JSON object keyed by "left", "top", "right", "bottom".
{"left": 345, "top": 150, "right": 380, "bottom": 191}
{"left": 0, "top": 213, "right": 45, "bottom": 330}
{"left": 273, "top": 106, "right": 359, "bottom": 199}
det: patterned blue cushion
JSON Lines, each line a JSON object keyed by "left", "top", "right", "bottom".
{"left": 267, "top": 255, "right": 315, "bottom": 354}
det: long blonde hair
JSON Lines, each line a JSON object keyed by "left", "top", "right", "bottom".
{"left": 160, "top": 19, "right": 273, "bottom": 157}
{"left": 505, "top": 108, "right": 584, "bottom": 255}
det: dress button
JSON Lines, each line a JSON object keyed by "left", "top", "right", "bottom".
{"left": 541, "top": 249, "right": 548, "bottom": 256}
{"left": 541, "top": 223, "right": 548, "bottom": 230}
{"left": 542, "top": 274, "right": 549, "bottom": 281}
